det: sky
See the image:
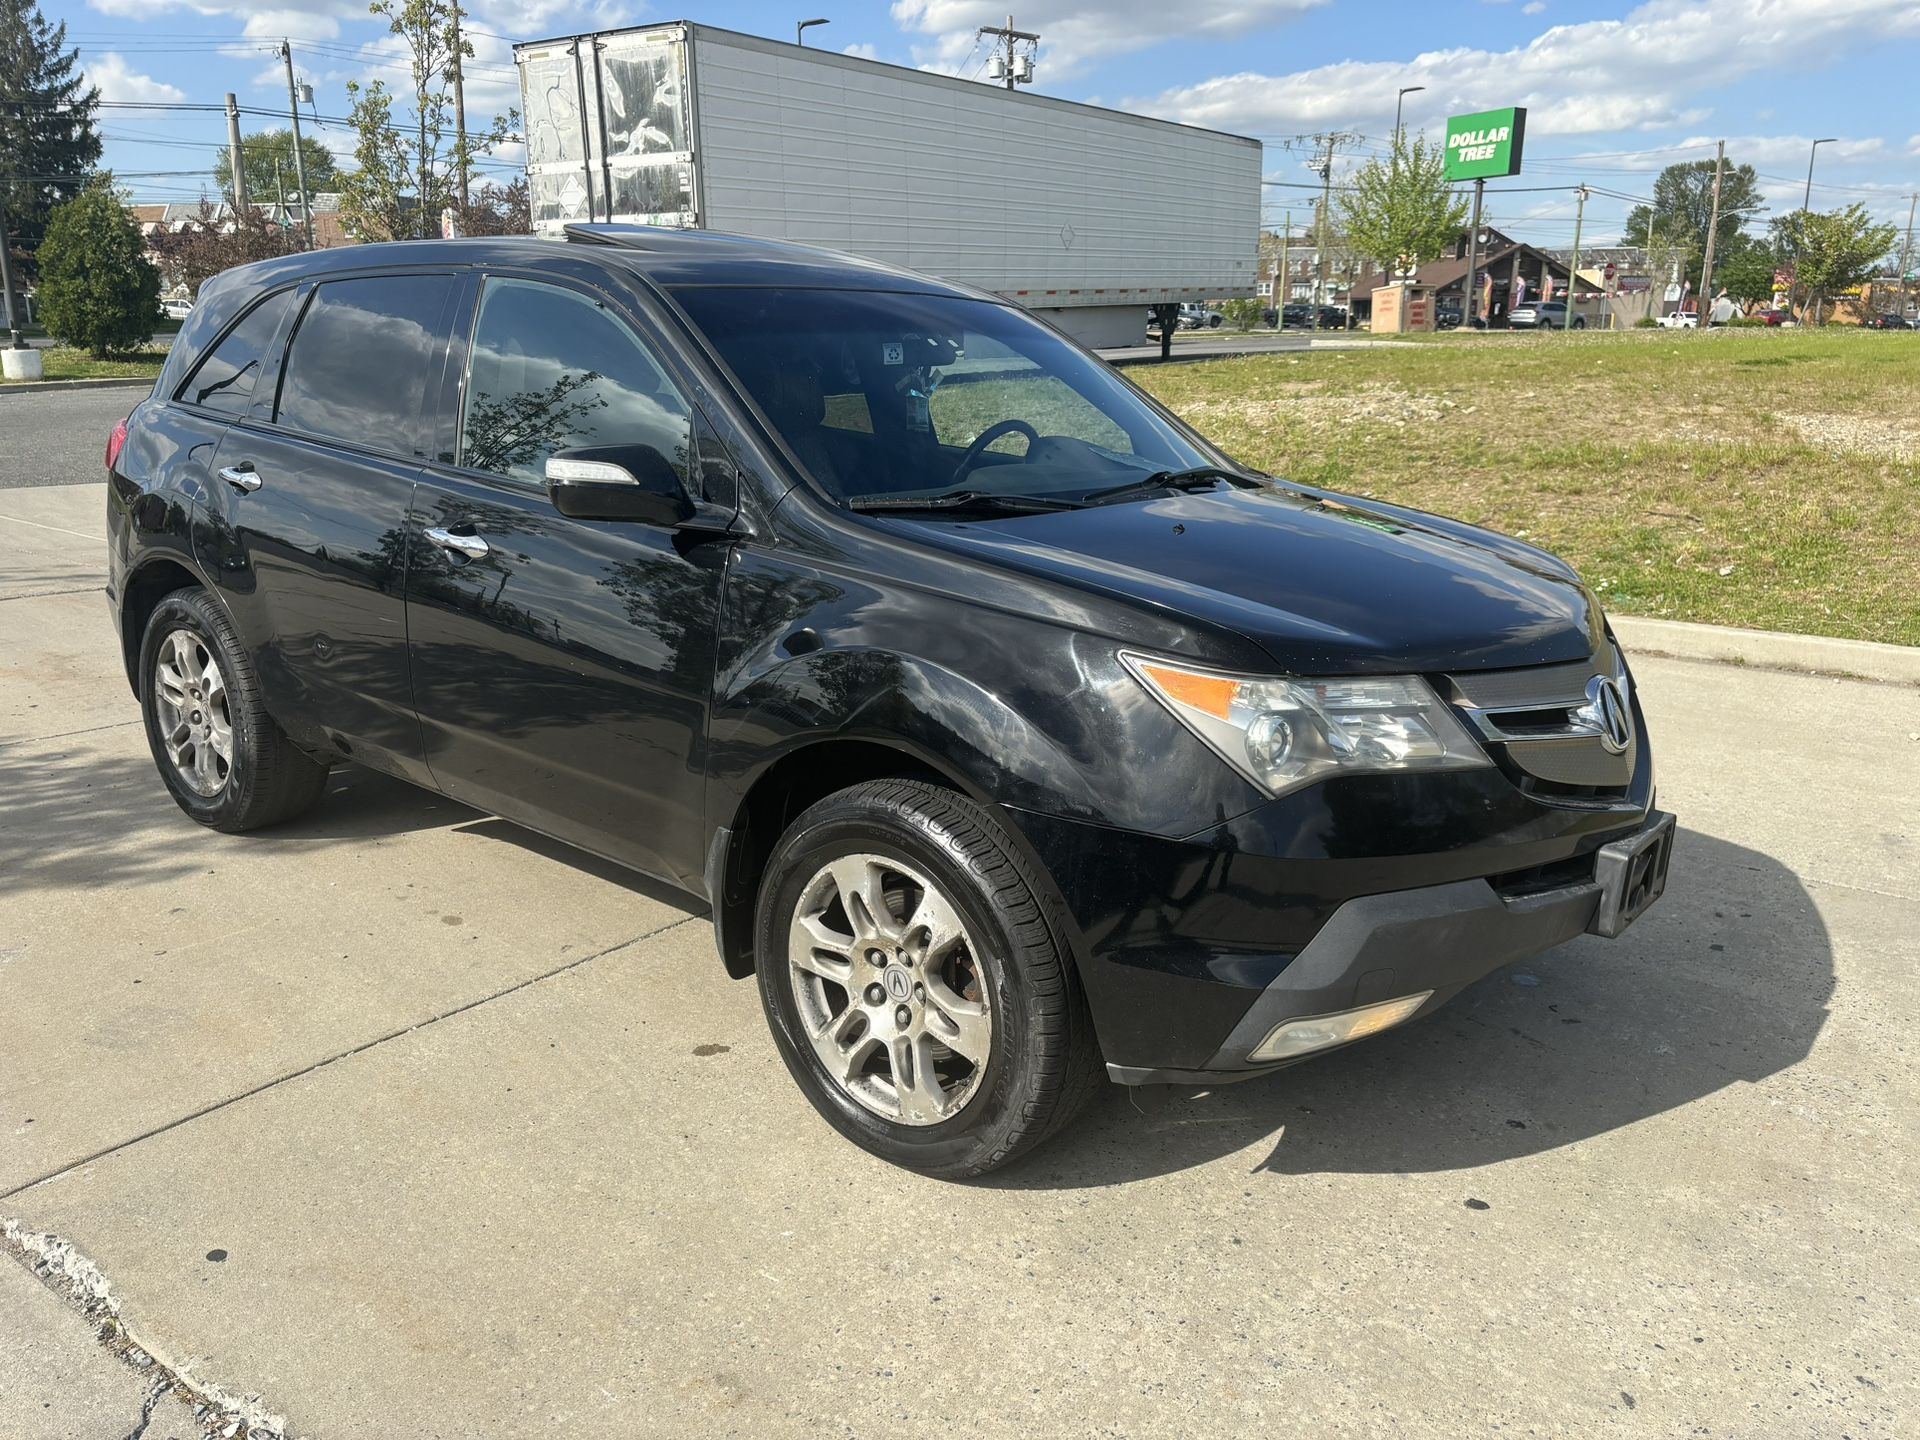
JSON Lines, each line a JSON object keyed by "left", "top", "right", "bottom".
{"left": 50, "top": 0, "right": 1920, "bottom": 248}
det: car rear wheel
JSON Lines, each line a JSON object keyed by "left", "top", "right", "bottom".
{"left": 755, "top": 779, "right": 1103, "bottom": 1178}
{"left": 138, "top": 588, "right": 330, "bottom": 832}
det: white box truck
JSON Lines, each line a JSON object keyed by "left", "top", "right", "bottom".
{"left": 514, "top": 22, "right": 1261, "bottom": 348}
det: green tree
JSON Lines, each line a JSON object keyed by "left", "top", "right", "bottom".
{"left": 36, "top": 183, "right": 161, "bottom": 356}
{"left": 212, "top": 128, "right": 340, "bottom": 209}
{"left": 1623, "top": 158, "right": 1763, "bottom": 283}
{"left": 1715, "top": 244, "right": 1779, "bottom": 306}
{"left": 1770, "top": 205, "right": 1898, "bottom": 324}
{"left": 0, "top": 0, "right": 102, "bottom": 274}
{"left": 1338, "top": 132, "right": 1469, "bottom": 277}
{"left": 337, "top": 0, "right": 516, "bottom": 241}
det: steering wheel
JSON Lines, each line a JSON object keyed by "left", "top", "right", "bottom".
{"left": 951, "top": 419, "right": 1041, "bottom": 486}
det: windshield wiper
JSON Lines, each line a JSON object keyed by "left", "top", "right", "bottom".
{"left": 1080, "top": 466, "right": 1243, "bottom": 505}
{"left": 847, "top": 489, "right": 1083, "bottom": 515}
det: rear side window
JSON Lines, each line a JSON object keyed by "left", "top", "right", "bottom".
{"left": 178, "top": 290, "right": 295, "bottom": 415}
{"left": 276, "top": 275, "right": 454, "bottom": 454}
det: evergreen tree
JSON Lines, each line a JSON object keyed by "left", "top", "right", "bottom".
{"left": 0, "top": 0, "right": 103, "bottom": 272}
{"left": 37, "top": 183, "right": 161, "bottom": 357}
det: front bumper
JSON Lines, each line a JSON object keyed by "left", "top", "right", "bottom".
{"left": 1105, "top": 809, "right": 1672, "bottom": 1084}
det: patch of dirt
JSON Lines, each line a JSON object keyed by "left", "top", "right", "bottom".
{"left": 1180, "top": 381, "right": 1457, "bottom": 431}
{"left": 1773, "top": 412, "right": 1920, "bottom": 462}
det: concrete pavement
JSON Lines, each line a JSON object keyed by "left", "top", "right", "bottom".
{"left": 1, "top": 480, "right": 1915, "bottom": 1438}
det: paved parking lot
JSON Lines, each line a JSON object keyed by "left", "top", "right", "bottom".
{"left": 2, "top": 392, "right": 1917, "bottom": 1437}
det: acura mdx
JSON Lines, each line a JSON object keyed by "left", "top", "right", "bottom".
{"left": 106, "top": 227, "right": 1673, "bottom": 1177}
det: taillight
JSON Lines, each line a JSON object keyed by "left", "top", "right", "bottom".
{"left": 106, "top": 414, "right": 129, "bottom": 473}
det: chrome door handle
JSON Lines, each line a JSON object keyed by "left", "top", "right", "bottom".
{"left": 218, "top": 464, "right": 262, "bottom": 492}
{"left": 424, "top": 526, "right": 489, "bottom": 560}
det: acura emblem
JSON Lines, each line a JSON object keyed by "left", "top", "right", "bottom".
{"left": 1580, "top": 675, "right": 1633, "bottom": 754}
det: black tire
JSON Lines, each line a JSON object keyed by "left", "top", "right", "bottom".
{"left": 138, "top": 587, "right": 330, "bottom": 832}
{"left": 755, "top": 779, "right": 1103, "bottom": 1179}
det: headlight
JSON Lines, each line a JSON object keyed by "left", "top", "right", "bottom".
{"left": 1122, "top": 653, "right": 1490, "bottom": 797}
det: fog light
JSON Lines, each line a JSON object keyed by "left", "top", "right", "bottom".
{"left": 1247, "top": 991, "right": 1433, "bottom": 1063}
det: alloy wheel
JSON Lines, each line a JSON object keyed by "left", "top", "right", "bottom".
{"left": 786, "top": 852, "right": 994, "bottom": 1126}
{"left": 152, "top": 628, "right": 233, "bottom": 797}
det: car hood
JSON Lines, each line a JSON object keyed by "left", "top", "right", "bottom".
{"left": 890, "top": 483, "right": 1608, "bottom": 674}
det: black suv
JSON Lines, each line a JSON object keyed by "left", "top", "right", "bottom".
{"left": 107, "top": 227, "right": 1673, "bottom": 1177}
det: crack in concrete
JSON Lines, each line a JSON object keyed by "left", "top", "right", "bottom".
{"left": 2, "top": 1219, "right": 284, "bottom": 1439}
{"left": 2, "top": 915, "right": 697, "bottom": 1202}
{"left": 123, "top": 1377, "right": 173, "bottom": 1440}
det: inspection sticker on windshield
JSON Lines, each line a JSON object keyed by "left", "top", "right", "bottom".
{"left": 882, "top": 342, "right": 904, "bottom": 365}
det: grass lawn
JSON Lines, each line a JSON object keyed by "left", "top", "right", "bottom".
{"left": 1135, "top": 328, "right": 1920, "bottom": 647}
{"left": 3, "top": 347, "right": 167, "bottom": 384}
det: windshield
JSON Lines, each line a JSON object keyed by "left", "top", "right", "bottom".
{"left": 670, "top": 287, "right": 1217, "bottom": 506}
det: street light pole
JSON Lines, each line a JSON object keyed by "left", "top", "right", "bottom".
{"left": 1802, "top": 137, "right": 1837, "bottom": 213}
{"left": 796, "top": 18, "right": 829, "bottom": 45}
{"left": 1393, "top": 85, "right": 1424, "bottom": 148}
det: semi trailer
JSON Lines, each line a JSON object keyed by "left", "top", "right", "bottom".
{"left": 513, "top": 22, "right": 1261, "bottom": 347}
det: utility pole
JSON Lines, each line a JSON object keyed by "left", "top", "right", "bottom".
{"left": 1565, "top": 184, "right": 1587, "bottom": 331}
{"left": 1310, "top": 133, "right": 1339, "bottom": 333}
{"left": 1897, "top": 192, "right": 1918, "bottom": 321}
{"left": 0, "top": 201, "right": 24, "bottom": 346}
{"left": 1462, "top": 177, "right": 1486, "bottom": 329}
{"left": 976, "top": 15, "right": 1038, "bottom": 91}
{"left": 1697, "top": 140, "right": 1725, "bottom": 324}
{"left": 1279, "top": 208, "right": 1290, "bottom": 326}
{"left": 450, "top": 2, "right": 469, "bottom": 211}
{"left": 225, "top": 93, "right": 250, "bottom": 216}
{"left": 276, "top": 41, "right": 315, "bottom": 248}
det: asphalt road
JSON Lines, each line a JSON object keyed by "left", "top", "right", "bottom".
{"left": 2, "top": 481, "right": 1917, "bottom": 1438}
{"left": 0, "top": 385, "right": 148, "bottom": 489}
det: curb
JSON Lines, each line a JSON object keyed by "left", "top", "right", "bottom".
{"left": 0, "top": 376, "right": 158, "bottom": 395}
{"left": 1611, "top": 615, "right": 1920, "bottom": 685}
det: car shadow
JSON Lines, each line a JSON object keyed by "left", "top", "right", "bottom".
{"left": 988, "top": 827, "right": 1831, "bottom": 1189}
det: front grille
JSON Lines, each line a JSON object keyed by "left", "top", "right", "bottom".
{"left": 1442, "top": 645, "right": 1637, "bottom": 799}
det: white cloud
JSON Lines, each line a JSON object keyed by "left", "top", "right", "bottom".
{"left": 842, "top": 42, "right": 881, "bottom": 60}
{"left": 1522, "top": 0, "right": 1545, "bottom": 12}
{"left": 85, "top": 53, "right": 187, "bottom": 104}
{"left": 1129, "top": 0, "right": 1920, "bottom": 139}
{"left": 243, "top": 10, "right": 343, "bottom": 40}
{"left": 891, "top": 0, "right": 1325, "bottom": 78}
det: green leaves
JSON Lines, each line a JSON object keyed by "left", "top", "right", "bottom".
{"left": 1338, "top": 133, "right": 1469, "bottom": 277}
{"left": 36, "top": 183, "right": 160, "bottom": 358}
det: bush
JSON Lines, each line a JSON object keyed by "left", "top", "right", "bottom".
{"left": 1634, "top": 317, "right": 1660, "bottom": 328}
{"left": 37, "top": 185, "right": 162, "bottom": 358}
{"left": 1221, "top": 298, "right": 1264, "bottom": 333}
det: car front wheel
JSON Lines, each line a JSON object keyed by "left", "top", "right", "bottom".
{"left": 755, "top": 779, "right": 1102, "bottom": 1178}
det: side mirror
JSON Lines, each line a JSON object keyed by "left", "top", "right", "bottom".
{"left": 545, "top": 445, "right": 695, "bottom": 526}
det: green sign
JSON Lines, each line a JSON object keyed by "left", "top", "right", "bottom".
{"left": 1444, "top": 106, "right": 1527, "bottom": 182}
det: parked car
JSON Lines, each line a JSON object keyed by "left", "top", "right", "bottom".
{"left": 1753, "top": 308, "right": 1793, "bottom": 326}
{"left": 1657, "top": 310, "right": 1699, "bottom": 329}
{"left": 162, "top": 298, "right": 194, "bottom": 321}
{"left": 106, "top": 229, "right": 1673, "bottom": 1177}
{"left": 1509, "top": 300, "right": 1585, "bottom": 330}
{"left": 1178, "top": 303, "right": 1223, "bottom": 330}
{"left": 1434, "top": 305, "right": 1464, "bottom": 330}
{"left": 1863, "top": 313, "right": 1914, "bottom": 330}
{"left": 1279, "top": 302, "right": 1314, "bottom": 328}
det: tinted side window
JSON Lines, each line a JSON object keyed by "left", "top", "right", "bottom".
{"left": 276, "top": 275, "right": 453, "bottom": 454}
{"left": 178, "top": 289, "right": 295, "bottom": 416}
{"left": 459, "top": 277, "right": 693, "bottom": 488}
